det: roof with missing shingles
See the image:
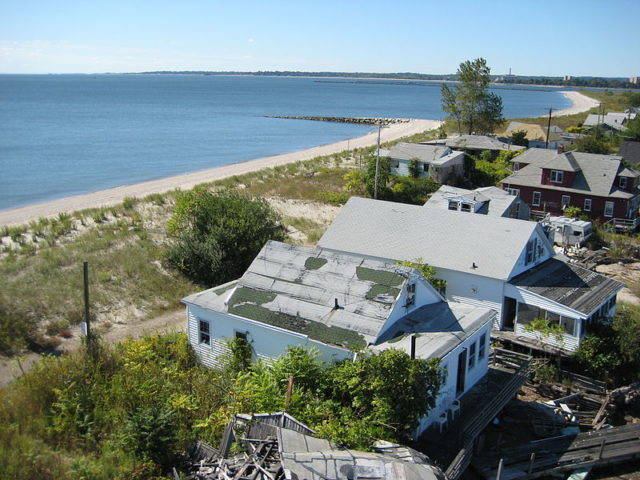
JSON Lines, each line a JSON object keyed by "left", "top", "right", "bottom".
{"left": 184, "top": 241, "right": 417, "bottom": 349}
{"left": 509, "top": 258, "right": 623, "bottom": 316}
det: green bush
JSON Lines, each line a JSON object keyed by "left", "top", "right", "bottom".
{"left": 167, "top": 190, "right": 285, "bottom": 287}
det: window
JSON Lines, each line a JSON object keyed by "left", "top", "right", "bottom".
{"left": 468, "top": 342, "right": 476, "bottom": 369}
{"left": 507, "top": 188, "right": 520, "bottom": 197}
{"left": 525, "top": 237, "right": 539, "bottom": 264}
{"left": 561, "top": 195, "right": 571, "bottom": 209}
{"left": 423, "top": 163, "right": 429, "bottom": 172}
{"left": 479, "top": 333, "right": 486, "bottom": 360}
{"left": 619, "top": 177, "right": 628, "bottom": 189}
{"left": 460, "top": 202, "right": 472, "bottom": 212}
{"left": 513, "top": 162, "right": 520, "bottom": 172}
{"left": 532, "top": 191, "right": 541, "bottom": 207}
{"left": 584, "top": 198, "right": 592, "bottom": 212}
{"left": 441, "top": 364, "right": 448, "bottom": 386}
{"left": 406, "top": 283, "right": 416, "bottom": 306}
{"left": 604, "top": 201, "right": 614, "bottom": 217}
{"left": 235, "top": 331, "right": 248, "bottom": 340}
{"left": 199, "top": 320, "right": 210, "bottom": 345}
{"left": 448, "top": 200, "right": 459, "bottom": 211}
{"left": 550, "top": 170, "right": 564, "bottom": 183}
{"left": 436, "top": 280, "right": 446, "bottom": 297}
{"left": 390, "top": 159, "right": 399, "bottom": 168}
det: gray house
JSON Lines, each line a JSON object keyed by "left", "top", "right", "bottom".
{"left": 183, "top": 240, "right": 495, "bottom": 433}
{"left": 379, "top": 142, "right": 465, "bottom": 183}
{"left": 318, "top": 197, "right": 623, "bottom": 354}
{"left": 424, "top": 185, "right": 530, "bottom": 220}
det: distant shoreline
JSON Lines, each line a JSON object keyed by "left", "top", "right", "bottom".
{"left": 0, "top": 90, "right": 599, "bottom": 227}
{"left": 0, "top": 119, "right": 440, "bottom": 227}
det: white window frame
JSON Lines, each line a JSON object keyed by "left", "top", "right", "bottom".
{"left": 513, "top": 162, "right": 520, "bottom": 172}
{"left": 448, "top": 200, "right": 459, "bottom": 211}
{"left": 619, "top": 177, "right": 627, "bottom": 189}
{"left": 199, "top": 319, "right": 211, "bottom": 345}
{"left": 584, "top": 198, "right": 592, "bottom": 212}
{"left": 604, "top": 201, "right": 614, "bottom": 217}
{"left": 406, "top": 283, "right": 416, "bottom": 306}
{"left": 507, "top": 188, "right": 520, "bottom": 197}
{"left": 561, "top": 195, "right": 571, "bottom": 209}
{"left": 468, "top": 342, "right": 476, "bottom": 369}
{"left": 532, "top": 191, "right": 541, "bottom": 207}
{"left": 550, "top": 170, "right": 564, "bottom": 183}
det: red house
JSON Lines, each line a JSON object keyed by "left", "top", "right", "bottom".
{"left": 501, "top": 149, "right": 640, "bottom": 229}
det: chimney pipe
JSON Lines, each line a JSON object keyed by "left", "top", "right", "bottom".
{"left": 334, "top": 298, "right": 339, "bottom": 310}
{"left": 410, "top": 335, "right": 416, "bottom": 359}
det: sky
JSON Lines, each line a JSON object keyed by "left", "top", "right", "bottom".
{"left": 1, "top": 0, "right": 639, "bottom": 77}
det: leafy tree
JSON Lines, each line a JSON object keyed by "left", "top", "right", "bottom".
{"left": 441, "top": 58, "right": 505, "bottom": 134}
{"left": 511, "top": 130, "right": 529, "bottom": 148}
{"left": 563, "top": 206, "right": 582, "bottom": 218}
{"left": 396, "top": 259, "right": 446, "bottom": 293}
{"left": 621, "top": 116, "right": 640, "bottom": 142}
{"left": 365, "top": 155, "right": 391, "bottom": 198}
{"left": 408, "top": 158, "right": 421, "bottom": 178}
{"left": 573, "top": 129, "right": 612, "bottom": 154}
{"left": 167, "top": 190, "right": 285, "bottom": 286}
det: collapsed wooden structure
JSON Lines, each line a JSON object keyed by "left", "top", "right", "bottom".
{"left": 181, "top": 412, "right": 446, "bottom": 480}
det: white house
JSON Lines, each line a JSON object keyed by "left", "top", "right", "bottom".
{"left": 183, "top": 241, "right": 495, "bottom": 434}
{"left": 379, "top": 142, "right": 465, "bottom": 183}
{"left": 424, "top": 185, "right": 530, "bottom": 220}
{"left": 317, "top": 197, "right": 623, "bottom": 354}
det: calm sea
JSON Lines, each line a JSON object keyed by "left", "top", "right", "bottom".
{"left": 0, "top": 75, "right": 571, "bottom": 210}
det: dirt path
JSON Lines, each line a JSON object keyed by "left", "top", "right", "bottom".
{"left": 0, "top": 308, "right": 186, "bottom": 388}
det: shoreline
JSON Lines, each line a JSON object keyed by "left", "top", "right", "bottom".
{"left": 0, "top": 90, "right": 599, "bottom": 228}
{"left": 0, "top": 119, "right": 440, "bottom": 227}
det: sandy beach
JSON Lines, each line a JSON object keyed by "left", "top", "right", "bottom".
{"left": 0, "top": 90, "right": 600, "bottom": 228}
{"left": 0, "top": 119, "right": 440, "bottom": 227}
{"left": 549, "top": 91, "right": 600, "bottom": 117}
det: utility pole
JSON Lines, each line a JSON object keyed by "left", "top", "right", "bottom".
{"left": 83, "top": 261, "right": 93, "bottom": 357}
{"left": 545, "top": 108, "right": 552, "bottom": 149}
{"left": 374, "top": 123, "right": 381, "bottom": 199}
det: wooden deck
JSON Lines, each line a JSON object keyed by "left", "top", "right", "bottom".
{"left": 472, "top": 423, "right": 640, "bottom": 480}
{"left": 417, "top": 349, "right": 533, "bottom": 480}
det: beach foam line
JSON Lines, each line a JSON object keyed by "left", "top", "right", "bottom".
{"left": 0, "top": 118, "right": 441, "bottom": 227}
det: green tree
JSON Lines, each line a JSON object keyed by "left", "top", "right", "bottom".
{"left": 511, "top": 130, "right": 529, "bottom": 148}
{"left": 574, "top": 129, "right": 612, "bottom": 154}
{"left": 167, "top": 190, "right": 285, "bottom": 286}
{"left": 441, "top": 58, "right": 505, "bottom": 134}
{"left": 408, "top": 158, "right": 421, "bottom": 178}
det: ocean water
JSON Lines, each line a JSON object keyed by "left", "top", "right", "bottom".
{"left": 0, "top": 75, "right": 571, "bottom": 210}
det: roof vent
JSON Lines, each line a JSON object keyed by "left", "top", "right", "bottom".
{"left": 333, "top": 298, "right": 340, "bottom": 310}
{"left": 472, "top": 262, "right": 478, "bottom": 269}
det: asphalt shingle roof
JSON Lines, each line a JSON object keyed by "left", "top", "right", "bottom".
{"left": 503, "top": 148, "right": 637, "bottom": 199}
{"left": 509, "top": 258, "right": 623, "bottom": 315}
{"left": 424, "top": 134, "right": 525, "bottom": 152}
{"left": 318, "top": 197, "right": 548, "bottom": 280}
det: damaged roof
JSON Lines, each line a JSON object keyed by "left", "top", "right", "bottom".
{"left": 184, "top": 241, "right": 418, "bottom": 349}
{"left": 277, "top": 427, "right": 446, "bottom": 480}
{"left": 509, "top": 258, "right": 624, "bottom": 316}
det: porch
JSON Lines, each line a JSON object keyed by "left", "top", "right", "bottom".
{"left": 417, "top": 349, "right": 532, "bottom": 480}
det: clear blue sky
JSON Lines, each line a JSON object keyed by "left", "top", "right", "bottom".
{"left": 1, "top": 0, "right": 639, "bottom": 77}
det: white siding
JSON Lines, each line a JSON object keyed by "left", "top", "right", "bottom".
{"left": 390, "top": 159, "right": 430, "bottom": 178}
{"left": 186, "top": 304, "right": 352, "bottom": 369}
{"left": 503, "top": 284, "right": 585, "bottom": 320}
{"left": 514, "top": 321, "right": 580, "bottom": 352}
{"left": 416, "top": 321, "right": 492, "bottom": 434}
{"left": 508, "top": 227, "right": 555, "bottom": 279}
{"left": 438, "top": 269, "right": 504, "bottom": 329}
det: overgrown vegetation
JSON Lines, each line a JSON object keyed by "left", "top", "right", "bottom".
{"left": 0, "top": 335, "right": 440, "bottom": 478}
{"left": 574, "top": 304, "right": 640, "bottom": 385}
{"left": 167, "top": 190, "right": 285, "bottom": 287}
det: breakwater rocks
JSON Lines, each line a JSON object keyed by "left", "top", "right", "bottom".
{"left": 265, "top": 116, "right": 410, "bottom": 126}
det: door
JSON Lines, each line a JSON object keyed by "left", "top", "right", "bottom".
{"left": 503, "top": 297, "right": 517, "bottom": 330}
{"left": 456, "top": 349, "right": 467, "bottom": 396}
